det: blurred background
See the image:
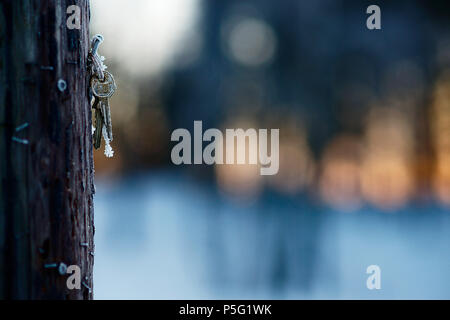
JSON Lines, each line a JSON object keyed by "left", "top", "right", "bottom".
{"left": 90, "top": 0, "right": 450, "bottom": 299}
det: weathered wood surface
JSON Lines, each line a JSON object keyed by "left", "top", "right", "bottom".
{"left": 0, "top": 0, "right": 94, "bottom": 299}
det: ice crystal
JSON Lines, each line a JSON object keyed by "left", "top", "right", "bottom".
{"left": 102, "top": 125, "right": 114, "bottom": 158}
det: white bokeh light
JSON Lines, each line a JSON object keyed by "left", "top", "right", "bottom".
{"left": 225, "top": 17, "right": 277, "bottom": 67}
{"left": 90, "top": 0, "right": 201, "bottom": 76}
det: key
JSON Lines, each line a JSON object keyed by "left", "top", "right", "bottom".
{"left": 93, "top": 100, "right": 103, "bottom": 149}
{"left": 91, "top": 71, "right": 116, "bottom": 148}
{"left": 100, "top": 96, "right": 113, "bottom": 141}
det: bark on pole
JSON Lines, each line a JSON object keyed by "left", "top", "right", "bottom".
{"left": 0, "top": 0, "right": 94, "bottom": 299}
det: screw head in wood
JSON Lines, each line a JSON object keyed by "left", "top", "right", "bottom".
{"left": 57, "top": 79, "right": 67, "bottom": 92}
{"left": 58, "top": 262, "right": 68, "bottom": 275}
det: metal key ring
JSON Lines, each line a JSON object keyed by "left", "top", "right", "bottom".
{"left": 91, "top": 71, "right": 116, "bottom": 98}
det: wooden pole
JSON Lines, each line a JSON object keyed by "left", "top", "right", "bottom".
{"left": 0, "top": 0, "right": 94, "bottom": 299}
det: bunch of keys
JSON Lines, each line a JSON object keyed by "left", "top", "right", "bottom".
{"left": 89, "top": 34, "right": 116, "bottom": 156}
{"left": 91, "top": 71, "right": 116, "bottom": 150}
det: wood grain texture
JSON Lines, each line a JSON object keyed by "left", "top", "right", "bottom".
{"left": 0, "top": 0, "right": 94, "bottom": 299}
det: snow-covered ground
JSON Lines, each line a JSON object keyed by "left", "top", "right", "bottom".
{"left": 93, "top": 171, "right": 450, "bottom": 299}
